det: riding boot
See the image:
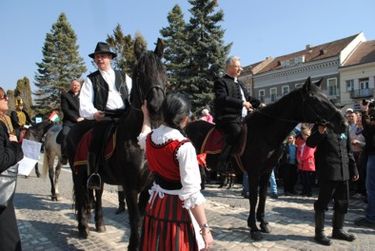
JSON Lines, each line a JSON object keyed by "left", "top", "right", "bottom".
{"left": 115, "top": 191, "right": 126, "bottom": 214}
{"left": 61, "top": 143, "right": 68, "bottom": 165}
{"left": 86, "top": 152, "right": 101, "bottom": 190}
{"left": 332, "top": 212, "right": 356, "bottom": 241}
{"left": 216, "top": 145, "right": 233, "bottom": 173}
{"left": 314, "top": 211, "right": 332, "bottom": 246}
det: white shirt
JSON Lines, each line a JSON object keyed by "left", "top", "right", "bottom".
{"left": 79, "top": 68, "right": 132, "bottom": 119}
{"left": 137, "top": 124, "right": 206, "bottom": 209}
{"left": 234, "top": 77, "right": 247, "bottom": 118}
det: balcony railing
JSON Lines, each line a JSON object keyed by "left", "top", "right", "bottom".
{"left": 350, "top": 88, "right": 374, "bottom": 98}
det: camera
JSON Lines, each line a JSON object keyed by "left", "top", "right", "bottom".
{"left": 362, "top": 99, "right": 375, "bottom": 108}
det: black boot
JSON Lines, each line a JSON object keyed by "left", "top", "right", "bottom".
{"left": 332, "top": 212, "right": 356, "bottom": 241}
{"left": 314, "top": 211, "right": 332, "bottom": 246}
{"left": 86, "top": 153, "right": 101, "bottom": 190}
{"left": 115, "top": 191, "right": 126, "bottom": 214}
{"left": 60, "top": 141, "right": 68, "bottom": 165}
{"left": 216, "top": 145, "right": 233, "bottom": 173}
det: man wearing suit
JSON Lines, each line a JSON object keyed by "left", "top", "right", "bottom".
{"left": 214, "top": 56, "right": 261, "bottom": 171}
{"left": 61, "top": 79, "right": 84, "bottom": 164}
{"left": 307, "top": 124, "right": 359, "bottom": 246}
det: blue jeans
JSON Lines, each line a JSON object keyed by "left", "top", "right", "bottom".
{"left": 366, "top": 155, "right": 375, "bottom": 222}
{"left": 269, "top": 170, "right": 278, "bottom": 194}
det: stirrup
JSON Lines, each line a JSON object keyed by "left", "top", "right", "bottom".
{"left": 87, "top": 172, "right": 102, "bottom": 190}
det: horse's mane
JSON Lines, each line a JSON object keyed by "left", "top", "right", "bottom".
{"left": 245, "top": 88, "right": 301, "bottom": 125}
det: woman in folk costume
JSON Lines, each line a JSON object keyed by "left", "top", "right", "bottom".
{"left": 138, "top": 93, "right": 214, "bottom": 251}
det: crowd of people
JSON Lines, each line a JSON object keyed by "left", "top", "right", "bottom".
{"left": 1, "top": 44, "right": 375, "bottom": 250}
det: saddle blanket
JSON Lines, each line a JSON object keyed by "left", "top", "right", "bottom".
{"left": 200, "top": 127, "right": 225, "bottom": 154}
{"left": 73, "top": 129, "right": 116, "bottom": 167}
{"left": 199, "top": 126, "right": 247, "bottom": 172}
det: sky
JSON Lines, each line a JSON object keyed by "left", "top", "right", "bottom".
{"left": 1, "top": 0, "right": 374, "bottom": 92}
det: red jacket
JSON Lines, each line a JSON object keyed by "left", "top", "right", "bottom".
{"left": 296, "top": 136, "right": 316, "bottom": 172}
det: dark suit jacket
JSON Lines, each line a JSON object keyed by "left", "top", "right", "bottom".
{"left": 0, "top": 122, "right": 23, "bottom": 173}
{"left": 61, "top": 90, "right": 80, "bottom": 126}
{"left": 214, "top": 74, "right": 260, "bottom": 123}
{"left": 0, "top": 122, "right": 23, "bottom": 250}
{"left": 306, "top": 125, "right": 358, "bottom": 181}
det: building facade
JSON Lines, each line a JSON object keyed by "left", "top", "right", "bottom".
{"left": 241, "top": 32, "right": 374, "bottom": 109}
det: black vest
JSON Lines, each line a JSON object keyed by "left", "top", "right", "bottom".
{"left": 88, "top": 70, "right": 128, "bottom": 111}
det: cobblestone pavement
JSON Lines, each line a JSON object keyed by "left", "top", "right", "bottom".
{"left": 14, "top": 164, "right": 375, "bottom": 250}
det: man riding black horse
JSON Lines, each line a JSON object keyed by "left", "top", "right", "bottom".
{"left": 214, "top": 56, "right": 261, "bottom": 171}
{"left": 65, "top": 42, "right": 132, "bottom": 189}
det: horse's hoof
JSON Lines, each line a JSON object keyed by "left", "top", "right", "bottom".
{"left": 79, "top": 229, "right": 90, "bottom": 239}
{"left": 251, "top": 230, "right": 263, "bottom": 241}
{"left": 36, "top": 172, "right": 40, "bottom": 178}
{"left": 260, "top": 222, "right": 271, "bottom": 233}
{"left": 96, "top": 225, "right": 106, "bottom": 233}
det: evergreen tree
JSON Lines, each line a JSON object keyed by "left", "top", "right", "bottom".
{"left": 6, "top": 90, "right": 15, "bottom": 115}
{"left": 106, "top": 24, "right": 135, "bottom": 76}
{"left": 184, "top": 0, "right": 231, "bottom": 112}
{"left": 14, "top": 77, "right": 33, "bottom": 117}
{"left": 34, "top": 13, "right": 86, "bottom": 115}
{"left": 159, "top": 5, "right": 189, "bottom": 91}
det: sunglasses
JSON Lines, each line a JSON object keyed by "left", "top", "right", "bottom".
{"left": 0, "top": 94, "right": 8, "bottom": 101}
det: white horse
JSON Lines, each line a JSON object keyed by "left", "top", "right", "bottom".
{"left": 42, "top": 124, "right": 63, "bottom": 201}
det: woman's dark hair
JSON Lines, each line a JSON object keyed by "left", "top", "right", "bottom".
{"left": 162, "top": 92, "right": 191, "bottom": 130}
{"left": 0, "top": 87, "right": 4, "bottom": 97}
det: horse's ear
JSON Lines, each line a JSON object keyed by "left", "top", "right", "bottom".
{"left": 134, "top": 37, "right": 147, "bottom": 60}
{"left": 303, "top": 77, "right": 312, "bottom": 92}
{"left": 315, "top": 78, "right": 323, "bottom": 87}
{"left": 154, "top": 38, "right": 164, "bottom": 58}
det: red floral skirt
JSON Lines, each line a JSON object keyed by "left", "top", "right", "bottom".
{"left": 140, "top": 192, "right": 198, "bottom": 251}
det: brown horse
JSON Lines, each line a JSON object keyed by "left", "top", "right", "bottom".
{"left": 68, "top": 38, "right": 166, "bottom": 251}
{"left": 186, "top": 77, "right": 347, "bottom": 240}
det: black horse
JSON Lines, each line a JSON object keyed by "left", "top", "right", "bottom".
{"left": 68, "top": 39, "right": 166, "bottom": 250}
{"left": 185, "top": 77, "right": 347, "bottom": 240}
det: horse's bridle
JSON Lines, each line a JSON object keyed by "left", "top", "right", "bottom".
{"left": 299, "top": 90, "right": 338, "bottom": 126}
{"left": 139, "top": 85, "right": 166, "bottom": 103}
{"left": 130, "top": 75, "right": 166, "bottom": 111}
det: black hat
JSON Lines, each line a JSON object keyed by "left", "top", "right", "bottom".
{"left": 89, "top": 42, "right": 117, "bottom": 59}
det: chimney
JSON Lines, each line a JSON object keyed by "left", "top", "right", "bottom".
{"left": 305, "top": 44, "right": 311, "bottom": 50}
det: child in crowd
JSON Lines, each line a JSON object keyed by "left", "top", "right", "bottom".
{"left": 279, "top": 133, "right": 298, "bottom": 195}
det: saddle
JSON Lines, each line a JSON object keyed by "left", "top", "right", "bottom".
{"left": 201, "top": 124, "right": 247, "bottom": 155}
{"left": 199, "top": 124, "right": 247, "bottom": 172}
{"left": 73, "top": 127, "right": 117, "bottom": 170}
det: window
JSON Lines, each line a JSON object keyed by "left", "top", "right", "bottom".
{"left": 359, "top": 78, "right": 369, "bottom": 89}
{"left": 346, "top": 79, "right": 354, "bottom": 92}
{"left": 327, "top": 78, "right": 338, "bottom": 96}
{"left": 281, "top": 85, "right": 290, "bottom": 96}
{"left": 270, "top": 87, "right": 277, "bottom": 102}
{"left": 258, "top": 89, "right": 265, "bottom": 102}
